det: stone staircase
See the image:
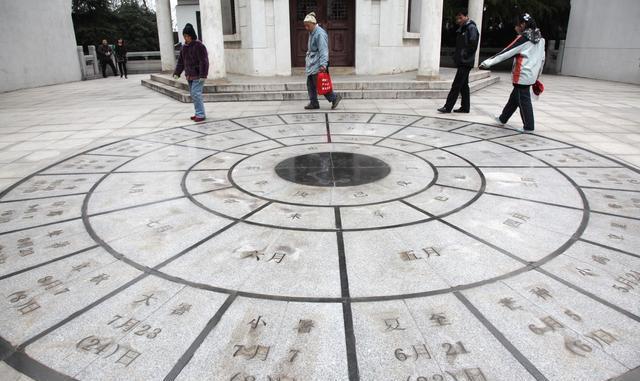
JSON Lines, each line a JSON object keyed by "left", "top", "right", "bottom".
{"left": 141, "top": 70, "right": 499, "bottom": 102}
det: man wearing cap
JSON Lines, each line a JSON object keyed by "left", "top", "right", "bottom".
{"left": 173, "top": 23, "right": 209, "bottom": 122}
{"left": 303, "top": 12, "right": 342, "bottom": 110}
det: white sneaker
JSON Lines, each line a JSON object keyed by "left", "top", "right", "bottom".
{"left": 493, "top": 116, "right": 505, "bottom": 126}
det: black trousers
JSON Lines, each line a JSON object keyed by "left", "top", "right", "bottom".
{"left": 117, "top": 61, "right": 128, "bottom": 77}
{"left": 499, "top": 84, "right": 535, "bottom": 131}
{"left": 444, "top": 66, "right": 471, "bottom": 111}
{"left": 100, "top": 59, "right": 118, "bottom": 77}
{"left": 307, "top": 74, "right": 337, "bottom": 107}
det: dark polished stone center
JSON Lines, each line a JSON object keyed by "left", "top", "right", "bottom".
{"left": 275, "top": 152, "right": 391, "bottom": 187}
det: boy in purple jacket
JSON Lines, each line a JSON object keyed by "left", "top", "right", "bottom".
{"left": 173, "top": 24, "right": 209, "bottom": 122}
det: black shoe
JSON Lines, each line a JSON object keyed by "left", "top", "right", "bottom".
{"left": 453, "top": 108, "right": 469, "bottom": 113}
{"left": 331, "top": 94, "right": 343, "bottom": 110}
{"left": 304, "top": 104, "right": 320, "bottom": 110}
{"left": 437, "top": 107, "right": 451, "bottom": 113}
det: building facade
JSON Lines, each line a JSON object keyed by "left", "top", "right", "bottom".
{"left": 164, "top": 0, "right": 484, "bottom": 78}
{"left": 562, "top": 0, "right": 640, "bottom": 85}
{"left": 0, "top": 0, "right": 81, "bottom": 92}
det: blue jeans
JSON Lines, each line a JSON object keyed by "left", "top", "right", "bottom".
{"left": 188, "top": 79, "right": 205, "bottom": 118}
{"left": 307, "top": 74, "right": 336, "bottom": 107}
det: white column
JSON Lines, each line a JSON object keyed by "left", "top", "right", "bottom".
{"left": 200, "top": 0, "right": 227, "bottom": 80}
{"left": 156, "top": 0, "right": 175, "bottom": 71}
{"left": 468, "top": 0, "right": 484, "bottom": 67}
{"left": 417, "top": 0, "right": 444, "bottom": 80}
{"left": 273, "top": 0, "right": 292, "bottom": 76}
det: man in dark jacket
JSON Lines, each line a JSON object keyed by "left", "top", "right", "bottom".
{"left": 97, "top": 39, "right": 118, "bottom": 78}
{"left": 173, "top": 24, "right": 209, "bottom": 122}
{"left": 438, "top": 9, "right": 479, "bottom": 113}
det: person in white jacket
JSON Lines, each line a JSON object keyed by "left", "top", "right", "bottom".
{"left": 480, "top": 13, "right": 545, "bottom": 132}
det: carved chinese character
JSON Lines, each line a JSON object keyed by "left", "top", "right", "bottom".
{"left": 268, "top": 252, "right": 286, "bottom": 263}
{"left": 430, "top": 313, "right": 451, "bottom": 326}
{"left": 288, "top": 349, "right": 300, "bottom": 363}
{"left": 498, "top": 297, "right": 523, "bottom": 311}
{"left": 591, "top": 255, "right": 610, "bottom": 265}
{"left": 72, "top": 262, "right": 91, "bottom": 272}
{"left": 289, "top": 213, "right": 301, "bottom": 220}
{"left": 248, "top": 316, "right": 267, "bottom": 330}
{"left": 399, "top": 250, "right": 422, "bottom": 261}
{"left": 463, "top": 368, "right": 487, "bottom": 381}
{"left": 422, "top": 247, "right": 441, "bottom": 258}
{"left": 297, "top": 319, "right": 314, "bottom": 334}
{"left": 89, "top": 273, "right": 110, "bottom": 285}
{"left": 529, "top": 316, "right": 563, "bottom": 335}
{"left": 384, "top": 318, "right": 406, "bottom": 331}
{"left": 576, "top": 268, "right": 597, "bottom": 277}
{"left": 116, "top": 349, "right": 141, "bottom": 367}
{"left": 171, "top": 303, "right": 192, "bottom": 315}
{"left": 133, "top": 293, "right": 156, "bottom": 306}
{"left": 115, "top": 318, "right": 141, "bottom": 332}
{"left": 443, "top": 341, "right": 470, "bottom": 360}
{"left": 233, "top": 345, "right": 270, "bottom": 361}
{"left": 564, "top": 309, "right": 582, "bottom": 322}
{"left": 530, "top": 287, "right": 552, "bottom": 300}
{"left": 586, "top": 329, "right": 617, "bottom": 348}
{"left": 241, "top": 250, "right": 264, "bottom": 261}
{"left": 564, "top": 336, "right": 592, "bottom": 357}
{"left": 503, "top": 219, "right": 522, "bottom": 228}
{"left": 47, "top": 230, "right": 63, "bottom": 237}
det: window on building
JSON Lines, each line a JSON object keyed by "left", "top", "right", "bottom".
{"left": 407, "top": 0, "right": 421, "bottom": 34}
{"left": 221, "top": 0, "right": 237, "bottom": 35}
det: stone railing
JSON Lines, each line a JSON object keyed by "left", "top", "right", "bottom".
{"left": 77, "top": 47, "right": 180, "bottom": 79}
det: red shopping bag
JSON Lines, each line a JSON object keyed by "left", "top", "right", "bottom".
{"left": 317, "top": 71, "right": 333, "bottom": 95}
{"left": 532, "top": 80, "right": 544, "bottom": 96}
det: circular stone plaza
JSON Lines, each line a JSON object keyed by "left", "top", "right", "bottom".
{"left": 1, "top": 1, "right": 640, "bottom": 381}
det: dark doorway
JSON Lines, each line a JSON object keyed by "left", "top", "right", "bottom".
{"left": 290, "top": 0, "right": 355, "bottom": 67}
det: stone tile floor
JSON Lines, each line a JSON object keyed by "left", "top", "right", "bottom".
{"left": 0, "top": 72, "right": 638, "bottom": 381}
{"left": 0, "top": 72, "right": 638, "bottom": 193}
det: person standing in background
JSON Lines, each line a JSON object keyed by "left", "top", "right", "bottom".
{"left": 97, "top": 39, "right": 118, "bottom": 78}
{"left": 438, "top": 9, "right": 479, "bottom": 114}
{"left": 114, "top": 38, "right": 128, "bottom": 79}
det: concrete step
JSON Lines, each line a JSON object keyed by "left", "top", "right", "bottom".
{"left": 148, "top": 70, "right": 492, "bottom": 93}
{"left": 141, "top": 78, "right": 190, "bottom": 102}
{"left": 142, "top": 75, "right": 499, "bottom": 103}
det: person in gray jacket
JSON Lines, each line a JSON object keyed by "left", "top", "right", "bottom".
{"left": 303, "top": 12, "right": 342, "bottom": 110}
{"left": 480, "top": 13, "right": 545, "bottom": 132}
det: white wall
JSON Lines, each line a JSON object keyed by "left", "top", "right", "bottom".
{"left": 562, "top": 0, "right": 640, "bottom": 84}
{"left": 0, "top": 0, "right": 81, "bottom": 92}
{"left": 356, "top": 0, "right": 420, "bottom": 75}
{"left": 175, "top": 3, "right": 199, "bottom": 44}
{"left": 176, "top": 0, "right": 291, "bottom": 76}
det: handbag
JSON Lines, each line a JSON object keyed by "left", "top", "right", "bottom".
{"left": 317, "top": 71, "right": 333, "bottom": 95}
{"left": 532, "top": 80, "right": 544, "bottom": 96}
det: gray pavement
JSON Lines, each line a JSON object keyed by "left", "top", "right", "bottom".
{"left": 0, "top": 73, "right": 638, "bottom": 381}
